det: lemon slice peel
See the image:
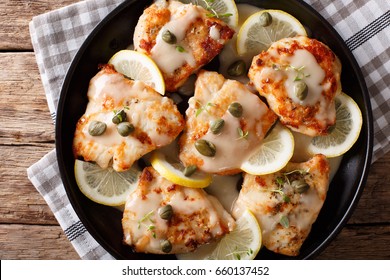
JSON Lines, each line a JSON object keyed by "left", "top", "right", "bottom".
{"left": 150, "top": 151, "right": 212, "bottom": 188}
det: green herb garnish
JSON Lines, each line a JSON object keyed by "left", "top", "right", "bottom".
{"left": 237, "top": 127, "right": 249, "bottom": 140}
{"left": 194, "top": 99, "right": 215, "bottom": 117}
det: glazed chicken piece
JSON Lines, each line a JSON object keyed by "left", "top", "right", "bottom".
{"left": 73, "top": 65, "right": 185, "bottom": 172}
{"left": 232, "top": 154, "right": 330, "bottom": 256}
{"left": 179, "top": 70, "right": 278, "bottom": 175}
{"left": 248, "top": 36, "right": 342, "bottom": 136}
{"left": 133, "top": 0, "right": 234, "bottom": 92}
{"left": 122, "top": 166, "right": 235, "bottom": 254}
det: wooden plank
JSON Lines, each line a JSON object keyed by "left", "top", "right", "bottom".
{"left": 317, "top": 224, "right": 390, "bottom": 259}
{"left": 0, "top": 224, "right": 79, "bottom": 259}
{"left": 348, "top": 153, "right": 390, "bottom": 224}
{"left": 0, "top": 223, "right": 387, "bottom": 259}
{"left": 0, "top": 0, "right": 80, "bottom": 50}
{"left": 0, "top": 144, "right": 58, "bottom": 225}
{"left": 0, "top": 53, "right": 54, "bottom": 144}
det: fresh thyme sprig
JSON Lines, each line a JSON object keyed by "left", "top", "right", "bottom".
{"left": 201, "top": 0, "right": 233, "bottom": 19}
{"left": 176, "top": 45, "right": 186, "bottom": 53}
{"left": 280, "top": 215, "right": 289, "bottom": 228}
{"left": 138, "top": 210, "right": 155, "bottom": 229}
{"left": 270, "top": 169, "right": 310, "bottom": 202}
{"left": 147, "top": 225, "right": 157, "bottom": 239}
{"left": 226, "top": 247, "right": 254, "bottom": 260}
{"left": 272, "top": 63, "right": 311, "bottom": 81}
{"left": 194, "top": 99, "right": 215, "bottom": 117}
{"left": 237, "top": 127, "right": 249, "bottom": 140}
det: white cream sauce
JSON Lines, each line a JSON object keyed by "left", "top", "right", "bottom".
{"left": 151, "top": 2, "right": 200, "bottom": 74}
{"left": 123, "top": 176, "right": 234, "bottom": 252}
{"left": 206, "top": 174, "right": 241, "bottom": 212}
{"left": 198, "top": 88, "right": 268, "bottom": 173}
{"left": 83, "top": 73, "right": 173, "bottom": 147}
{"left": 209, "top": 25, "right": 220, "bottom": 41}
{"left": 283, "top": 49, "right": 326, "bottom": 106}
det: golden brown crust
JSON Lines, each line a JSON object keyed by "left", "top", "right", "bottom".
{"left": 233, "top": 154, "right": 330, "bottom": 256}
{"left": 179, "top": 70, "right": 278, "bottom": 175}
{"left": 73, "top": 65, "right": 185, "bottom": 171}
{"left": 133, "top": 0, "right": 234, "bottom": 92}
{"left": 248, "top": 36, "right": 342, "bottom": 136}
{"left": 122, "top": 166, "right": 235, "bottom": 254}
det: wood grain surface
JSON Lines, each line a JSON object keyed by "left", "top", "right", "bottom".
{"left": 0, "top": 0, "right": 389, "bottom": 260}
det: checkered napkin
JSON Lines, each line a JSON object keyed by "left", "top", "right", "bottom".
{"left": 27, "top": 0, "right": 390, "bottom": 259}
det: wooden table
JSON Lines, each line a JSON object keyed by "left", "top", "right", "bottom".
{"left": 0, "top": 0, "right": 389, "bottom": 260}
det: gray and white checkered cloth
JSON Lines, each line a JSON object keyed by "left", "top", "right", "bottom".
{"left": 27, "top": 0, "right": 390, "bottom": 259}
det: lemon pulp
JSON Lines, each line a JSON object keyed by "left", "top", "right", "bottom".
{"left": 237, "top": 9, "right": 307, "bottom": 56}
{"left": 108, "top": 50, "right": 165, "bottom": 95}
{"left": 241, "top": 122, "right": 295, "bottom": 175}
{"left": 74, "top": 160, "right": 141, "bottom": 206}
{"left": 307, "top": 93, "right": 363, "bottom": 157}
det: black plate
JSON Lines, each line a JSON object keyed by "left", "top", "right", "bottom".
{"left": 56, "top": 0, "right": 373, "bottom": 259}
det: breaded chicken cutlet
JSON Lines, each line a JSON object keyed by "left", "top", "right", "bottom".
{"left": 248, "top": 36, "right": 342, "bottom": 136}
{"left": 73, "top": 64, "right": 185, "bottom": 172}
{"left": 232, "top": 154, "right": 330, "bottom": 256}
{"left": 179, "top": 70, "right": 278, "bottom": 175}
{"left": 133, "top": 0, "right": 235, "bottom": 92}
{"left": 122, "top": 166, "right": 235, "bottom": 254}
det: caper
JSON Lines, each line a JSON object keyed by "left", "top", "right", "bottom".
{"left": 112, "top": 109, "right": 127, "bottom": 124}
{"left": 228, "top": 102, "right": 243, "bottom": 118}
{"left": 183, "top": 165, "right": 197, "bottom": 177}
{"left": 117, "top": 122, "right": 134, "bottom": 137}
{"left": 210, "top": 119, "right": 225, "bottom": 134}
{"left": 195, "top": 139, "right": 216, "bottom": 157}
{"left": 294, "top": 81, "right": 309, "bottom": 100}
{"left": 291, "top": 179, "right": 310, "bottom": 194}
{"left": 161, "top": 239, "right": 172, "bottom": 253}
{"left": 259, "top": 12, "right": 272, "bottom": 27}
{"left": 162, "top": 30, "right": 177, "bottom": 44}
{"left": 158, "top": 204, "right": 173, "bottom": 220}
{"left": 227, "top": 60, "right": 246, "bottom": 77}
{"left": 88, "top": 120, "right": 106, "bottom": 136}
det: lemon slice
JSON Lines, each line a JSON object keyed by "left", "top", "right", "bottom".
{"left": 179, "top": 0, "right": 238, "bottom": 27}
{"left": 150, "top": 151, "right": 212, "bottom": 188}
{"left": 74, "top": 160, "right": 141, "bottom": 206}
{"left": 209, "top": 209, "right": 262, "bottom": 260}
{"left": 307, "top": 93, "right": 363, "bottom": 157}
{"left": 108, "top": 50, "right": 165, "bottom": 95}
{"left": 178, "top": 209, "right": 262, "bottom": 260}
{"left": 236, "top": 9, "right": 307, "bottom": 56}
{"left": 240, "top": 122, "right": 295, "bottom": 175}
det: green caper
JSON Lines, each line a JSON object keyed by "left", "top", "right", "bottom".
{"left": 291, "top": 179, "right": 310, "bottom": 194}
{"left": 228, "top": 102, "right": 243, "bottom": 118}
{"left": 294, "top": 81, "right": 309, "bottom": 100}
{"left": 162, "top": 30, "right": 177, "bottom": 44}
{"left": 117, "top": 122, "right": 134, "bottom": 137}
{"left": 210, "top": 119, "right": 225, "bottom": 134}
{"left": 112, "top": 109, "right": 127, "bottom": 124}
{"left": 259, "top": 12, "right": 272, "bottom": 27}
{"left": 88, "top": 120, "right": 106, "bottom": 136}
{"left": 158, "top": 204, "right": 173, "bottom": 220}
{"left": 227, "top": 60, "right": 246, "bottom": 77}
{"left": 195, "top": 139, "right": 216, "bottom": 157}
{"left": 183, "top": 165, "right": 197, "bottom": 177}
{"left": 161, "top": 239, "right": 172, "bottom": 253}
